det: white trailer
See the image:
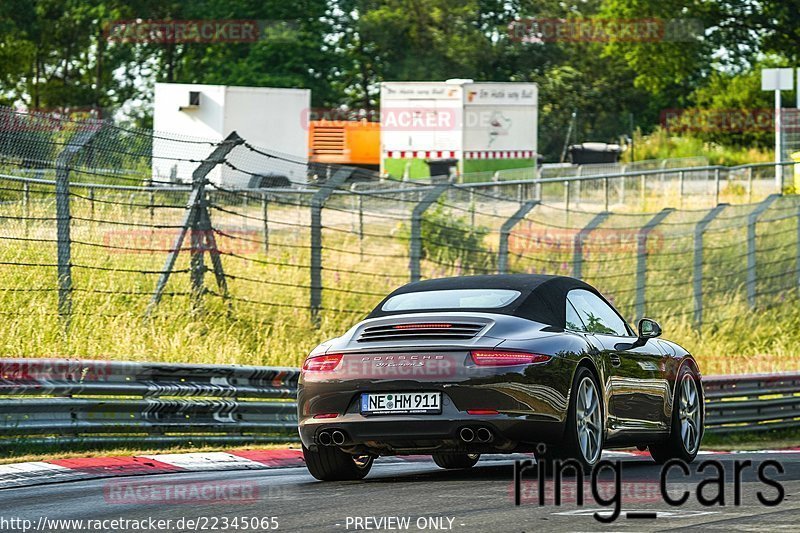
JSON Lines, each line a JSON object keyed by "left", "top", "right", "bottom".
{"left": 380, "top": 80, "right": 537, "bottom": 178}
{"left": 152, "top": 83, "right": 310, "bottom": 186}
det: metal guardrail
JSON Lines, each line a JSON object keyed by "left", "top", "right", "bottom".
{"left": 0, "top": 359, "right": 796, "bottom": 446}
{"left": 0, "top": 358, "right": 299, "bottom": 446}
{"left": 704, "top": 372, "right": 800, "bottom": 433}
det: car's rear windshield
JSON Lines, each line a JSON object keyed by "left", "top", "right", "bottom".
{"left": 381, "top": 289, "right": 521, "bottom": 312}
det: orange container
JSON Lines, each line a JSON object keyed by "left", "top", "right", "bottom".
{"left": 308, "top": 120, "right": 380, "bottom": 167}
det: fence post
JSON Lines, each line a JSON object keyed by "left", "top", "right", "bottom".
{"left": 310, "top": 167, "right": 353, "bottom": 323}
{"left": 563, "top": 180, "right": 570, "bottom": 212}
{"left": 498, "top": 200, "right": 540, "bottom": 274}
{"left": 635, "top": 208, "right": 674, "bottom": 320}
{"left": 747, "top": 194, "right": 781, "bottom": 308}
{"left": 410, "top": 184, "right": 449, "bottom": 282}
{"left": 714, "top": 168, "right": 721, "bottom": 205}
{"left": 573, "top": 211, "right": 609, "bottom": 279}
{"left": 678, "top": 170, "right": 685, "bottom": 208}
{"left": 54, "top": 127, "right": 100, "bottom": 324}
{"left": 747, "top": 166, "right": 754, "bottom": 203}
{"left": 261, "top": 192, "right": 269, "bottom": 254}
{"left": 146, "top": 132, "right": 244, "bottom": 316}
{"left": 693, "top": 204, "right": 728, "bottom": 328}
{"left": 604, "top": 177, "right": 610, "bottom": 212}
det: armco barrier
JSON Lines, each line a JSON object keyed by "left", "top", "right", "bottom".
{"left": 703, "top": 372, "right": 800, "bottom": 433}
{"left": 0, "top": 358, "right": 299, "bottom": 446}
{"left": 0, "top": 359, "right": 797, "bottom": 446}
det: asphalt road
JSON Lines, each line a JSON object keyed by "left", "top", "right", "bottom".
{"left": 0, "top": 451, "right": 797, "bottom": 533}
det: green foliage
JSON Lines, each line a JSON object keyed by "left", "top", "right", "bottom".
{"left": 399, "top": 200, "right": 493, "bottom": 272}
{"left": 626, "top": 128, "right": 773, "bottom": 166}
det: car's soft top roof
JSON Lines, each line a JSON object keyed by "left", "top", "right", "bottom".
{"left": 367, "top": 274, "right": 599, "bottom": 329}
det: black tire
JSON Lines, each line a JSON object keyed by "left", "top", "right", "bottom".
{"left": 432, "top": 453, "right": 480, "bottom": 469}
{"left": 542, "top": 366, "right": 604, "bottom": 473}
{"left": 649, "top": 365, "right": 703, "bottom": 464}
{"left": 302, "top": 444, "right": 374, "bottom": 481}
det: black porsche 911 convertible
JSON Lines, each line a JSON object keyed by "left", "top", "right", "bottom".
{"left": 297, "top": 274, "right": 703, "bottom": 481}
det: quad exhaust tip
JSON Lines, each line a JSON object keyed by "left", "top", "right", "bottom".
{"left": 476, "top": 427, "right": 493, "bottom": 443}
{"left": 460, "top": 426, "right": 493, "bottom": 443}
{"left": 317, "top": 431, "right": 333, "bottom": 446}
{"left": 318, "top": 429, "right": 346, "bottom": 446}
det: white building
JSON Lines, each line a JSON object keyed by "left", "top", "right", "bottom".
{"left": 152, "top": 83, "right": 310, "bottom": 186}
{"left": 380, "top": 80, "right": 538, "bottom": 177}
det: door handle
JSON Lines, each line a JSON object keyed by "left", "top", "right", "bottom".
{"left": 609, "top": 354, "right": 621, "bottom": 367}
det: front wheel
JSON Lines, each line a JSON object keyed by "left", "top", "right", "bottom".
{"left": 649, "top": 366, "right": 703, "bottom": 464}
{"left": 302, "top": 444, "right": 374, "bottom": 481}
{"left": 432, "top": 453, "right": 480, "bottom": 469}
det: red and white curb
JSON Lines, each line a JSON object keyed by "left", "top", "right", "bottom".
{"left": 1, "top": 448, "right": 798, "bottom": 490}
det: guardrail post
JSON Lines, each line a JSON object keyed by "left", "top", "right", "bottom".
{"left": 146, "top": 132, "right": 244, "bottom": 316}
{"left": 54, "top": 127, "right": 100, "bottom": 325}
{"left": 410, "top": 184, "right": 449, "bottom": 282}
{"left": 747, "top": 194, "right": 781, "bottom": 308}
{"left": 534, "top": 179, "right": 542, "bottom": 201}
{"left": 747, "top": 166, "right": 754, "bottom": 203}
{"left": 358, "top": 193, "right": 364, "bottom": 258}
{"left": 261, "top": 192, "right": 269, "bottom": 254}
{"left": 678, "top": 170, "right": 685, "bottom": 208}
{"left": 573, "top": 211, "right": 609, "bottom": 279}
{"left": 23, "top": 181, "right": 30, "bottom": 237}
{"left": 796, "top": 199, "right": 800, "bottom": 295}
{"left": 469, "top": 189, "right": 476, "bottom": 227}
{"left": 640, "top": 174, "right": 646, "bottom": 209}
{"left": 635, "top": 208, "right": 674, "bottom": 320}
{"left": 88, "top": 186, "right": 95, "bottom": 221}
{"left": 310, "top": 167, "right": 354, "bottom": 323}
{"left": 693, "top": 204, "right": 728, "bottom": 328}
{"left": 498, "top": 200, "right": 540, "bottom": 274}
{"left": 563, "top": 180, "right": 570, "bottom": 212}
{"left": 714, "top": 168, "right": 721, "bottom": 205}
{"left": 603, "top": 177, "right": 610, "bottom": 211}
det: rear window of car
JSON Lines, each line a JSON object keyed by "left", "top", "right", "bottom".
{"left": 381, "top": 289, "right": 521, "bottom": 312}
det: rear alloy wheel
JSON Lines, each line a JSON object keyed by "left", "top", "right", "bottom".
{"left": 302, "top": 444, "right": 374, "bottom": 481}
{"left": 432, "top": 453, "right": 480, "bottom": 469}
{"left": 544, "top": 366, "right": 604, "bottom": 473}
{"left": 649, "top": 366, "right": 703, "bottom": 464}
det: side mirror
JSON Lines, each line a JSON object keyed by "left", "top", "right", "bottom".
{"left": 638, "top": 318, "right": 662, "bottom": 339}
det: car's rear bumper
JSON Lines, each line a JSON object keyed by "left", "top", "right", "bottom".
{"left": 298, "top": 412, "right": 565, "bottom": 454}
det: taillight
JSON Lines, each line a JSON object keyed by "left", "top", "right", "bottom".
{"left": 302, "top": 353, "right": 343, "bottom": 372}
{"left": 470, "top": 350, "right": 551, "bottom": 367}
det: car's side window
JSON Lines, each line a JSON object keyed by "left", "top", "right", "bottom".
{"left": 566, "top": 289, "right": 629, "bottom": 336}
{"left": 565, "top": 299, "right": 586, "bottom": 331}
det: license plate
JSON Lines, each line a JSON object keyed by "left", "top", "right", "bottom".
{"left": 360, "top": 392, "right": 441, "bottom": 415}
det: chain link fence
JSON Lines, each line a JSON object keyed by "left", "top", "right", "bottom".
{"left": 0, "top": 107, "right": 798, "bottom": 364}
